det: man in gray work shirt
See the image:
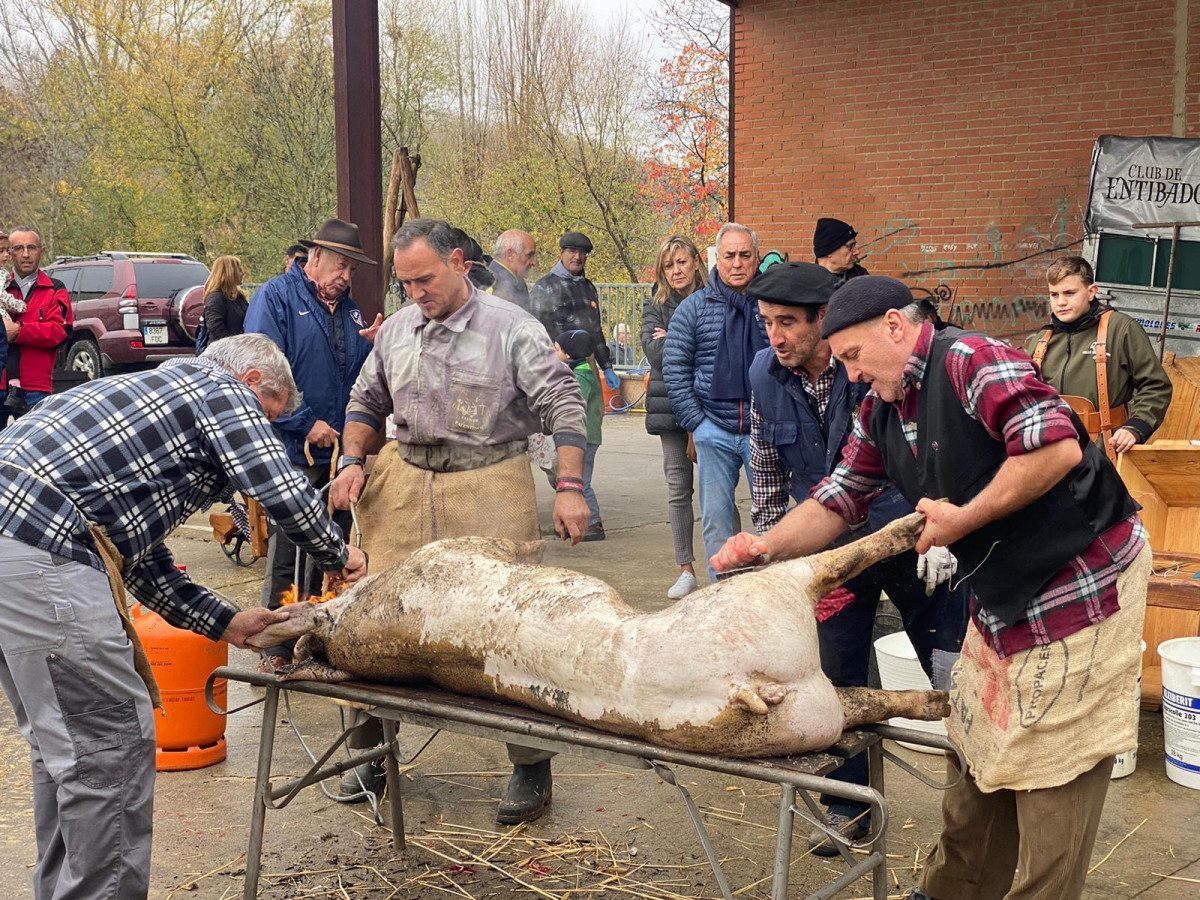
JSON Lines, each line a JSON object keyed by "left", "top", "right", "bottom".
{"left": 330, "top": 217, "right": 589, "bottom": 825}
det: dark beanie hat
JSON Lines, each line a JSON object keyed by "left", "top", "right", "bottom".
{"left": 748, "top": 262, "right": 838, "bottom": 307}
{"left": 821, "top": 276, "right": 914, "bottom": 339}
{"left": 555, "top": 329, "right": 594, "bottom": 361}
{"left": 813, "top": 217, "right": 857, "bottom": 259}
{"left": 559, "top": 231, "right": 594, "bottom": 253}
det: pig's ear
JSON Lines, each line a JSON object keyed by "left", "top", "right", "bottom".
{"left": 512, "top": 540, "right": 546, "bottom": 565}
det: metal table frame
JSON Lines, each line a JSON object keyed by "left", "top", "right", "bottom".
{"left": 208, "top": 668, "right": 963, "bottom": 900}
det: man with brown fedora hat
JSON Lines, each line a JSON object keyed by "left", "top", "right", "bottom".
{"left": 244, "top": 218, "right": 384, "bottom": 703}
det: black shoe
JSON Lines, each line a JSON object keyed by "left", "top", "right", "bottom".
{"left": 903, "top": 892, "right": 935, "bottom": 900}
{"left": 581, "top": 523, "right": 606, "bottom": 542}
{"left": 338, "top": 750, "right": 387, "bottom": 802}
{"left": 496, "top": 760, "right": 552, "bottom": 825}
{"left": 806, "top": 811, "right": 869, "bottom": 857}
{"left": 3, "top": 387, "right": 28, "bottom": 418}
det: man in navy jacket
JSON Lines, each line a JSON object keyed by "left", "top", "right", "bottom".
{"left": 244, "top": 219, "right": 382, "bottom": 666}
{"left": 746, "top": 262, "right": 967, "bottom": 855}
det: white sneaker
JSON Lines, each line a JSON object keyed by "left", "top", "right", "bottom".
{"left": 667, "top": 571, "right": 698, "bottom": 599}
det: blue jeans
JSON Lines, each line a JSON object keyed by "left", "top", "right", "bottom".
{"left": 0, "top": 390, "right": 50, "bottom": 427}
{"left": 692, "top": 417, "right": 753, "bottom": 580}
{"left": 582, "top": 443, "right": 602, "bottom": 526}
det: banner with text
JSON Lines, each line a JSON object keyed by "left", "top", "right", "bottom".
{"left": 1087, "top": 135, "right": 1200, "bottom": 236}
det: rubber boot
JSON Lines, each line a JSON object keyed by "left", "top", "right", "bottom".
{"left": 496, "top": 759, "right": 553, "bottom": 825}
{"left": 338, "top": 750, "right": 386, "bottom": 801}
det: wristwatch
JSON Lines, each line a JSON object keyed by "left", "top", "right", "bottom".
{"left": 335, "top": 454, "right": 366, "bottom": 475}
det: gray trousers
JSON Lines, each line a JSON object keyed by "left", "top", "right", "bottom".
{"left": 0, "top": 536, "right": 157, "bottom": 900}
{"left": 658, "top": 431, "right": 695, "bottom": 567}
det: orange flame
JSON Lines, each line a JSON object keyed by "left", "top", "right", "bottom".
{"left": 279, "top": 584, "right": 341, "bottom": 606}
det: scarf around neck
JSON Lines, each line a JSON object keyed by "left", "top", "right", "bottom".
{"left": 708, "top": 267, "right": 768, "bottom": 402}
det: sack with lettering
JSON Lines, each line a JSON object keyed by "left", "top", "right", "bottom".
{"left": 945, "top": 547, "right": 1150, "bottom": 792}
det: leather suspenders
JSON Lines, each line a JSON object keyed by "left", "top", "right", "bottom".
{"left": 1032, "top": 311, "right": 1125, "bottom": 464}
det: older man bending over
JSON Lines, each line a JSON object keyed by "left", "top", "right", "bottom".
{"left": 0, "top": 334, "right": 367, "bottom": 899}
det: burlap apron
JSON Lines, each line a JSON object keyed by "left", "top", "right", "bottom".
{"left": 88, "top": 526, "right": 163, "bottom": 709}
{"left": 353, "top": 443, "right": 540, "bottom": 572}
{"left": 946, "top": 544, "right": 1150, "bottom": 792}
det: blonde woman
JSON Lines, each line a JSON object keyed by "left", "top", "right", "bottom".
{"left": 202, "top": 255, "right": 249, "bottom": 346}
{"left": 640, "top": 235, "right": 705, "bottom": 598}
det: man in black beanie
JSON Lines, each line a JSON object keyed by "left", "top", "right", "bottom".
{"left": 813, "top": 217, "right": 868, "bottom": 286}
{"left": 713, "top": 275, "right": 1150, "bottom": 900}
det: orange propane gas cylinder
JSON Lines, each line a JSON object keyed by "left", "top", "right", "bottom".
{"left": 131, "top": 602, "right": 228, "bottom": 771}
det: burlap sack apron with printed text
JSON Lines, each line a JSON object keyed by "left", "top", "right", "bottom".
{"left": 353, "top": 442, "right": 541, "bottom": 572}
{"left": 946, "top": 545, "right": 1150, "bottom": 792}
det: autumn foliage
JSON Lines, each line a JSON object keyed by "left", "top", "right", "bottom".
{"left": 643, "top": 1, "right": 730, "bottom": 246}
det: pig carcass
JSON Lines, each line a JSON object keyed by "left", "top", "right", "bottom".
{"left": 248, "top": 512, "right": 948, "bottom": 757}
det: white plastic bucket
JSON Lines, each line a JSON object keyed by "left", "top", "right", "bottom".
{"left": 1159, "top": 637, "right": 1200, "bottom": 790}
{"left": 874, "top": 631, "right": 946, "bottom": 754}
{"left": 1111, "top": 640, "right": 1146, "bottom": 779}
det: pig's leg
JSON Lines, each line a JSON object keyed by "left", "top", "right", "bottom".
{"left": 835, "top": 686, "right": 950, "bottom": 728}
{"left": 806, "top": 512, "right": 926, "bottom": 598}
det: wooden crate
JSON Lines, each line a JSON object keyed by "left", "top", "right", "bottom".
{"left": 1150, "top": 352, "right": 1200, "bottom": 443}
{"left": 1116, "top": 441, "right": 1200, "bottom": 707}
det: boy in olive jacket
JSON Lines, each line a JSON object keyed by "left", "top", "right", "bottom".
{"left": 1026, "top": 256, "right": 1172, "bottom": 461}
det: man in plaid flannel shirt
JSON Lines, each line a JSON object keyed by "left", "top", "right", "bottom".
{"left": 0, "top": 333, "right": 367, "bottom": 899}
{"left": 713, "top": 277, "right": 1148, "bottom": 900}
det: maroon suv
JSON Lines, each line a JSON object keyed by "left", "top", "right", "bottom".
{"left": 44, "top": 252, "right": 210, "bottom": 380}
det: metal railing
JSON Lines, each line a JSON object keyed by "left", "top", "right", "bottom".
{"left": 597, "top": 283, "right": 653, "bottom": 367}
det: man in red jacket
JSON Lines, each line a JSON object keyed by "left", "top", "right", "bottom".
{"left": 2, "top": 227, "right": 70, "bottom": 424}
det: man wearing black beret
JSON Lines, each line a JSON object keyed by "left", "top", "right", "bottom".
{"left": 716, "top": 275, "right": 1150, "bottom": 900}
{"left": 813, "top": 217, "right": 869, "bottom": 286}
{"left": 746, "top": 265, "right": 967, "bottom": 855}
{"left": 529, "top": 232, "right": 620, "bottom": 407}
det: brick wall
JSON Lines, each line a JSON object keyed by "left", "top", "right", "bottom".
{"left": 731, "top": 0, "right": 1200, "bottom": 338}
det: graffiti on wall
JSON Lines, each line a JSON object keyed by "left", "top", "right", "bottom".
{"left": 856, "top": 199, "right": 1080, "bottom": 338}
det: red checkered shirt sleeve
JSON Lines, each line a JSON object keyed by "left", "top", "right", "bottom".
{"left": 810, "top": 394, "right": 890, "bottom": 526}
{"left": 943, "top": 335, "right": 1078, "bottom": 454}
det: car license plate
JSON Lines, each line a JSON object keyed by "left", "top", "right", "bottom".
{"left": 143, "top": 324, "right": 169, "bottom": 345}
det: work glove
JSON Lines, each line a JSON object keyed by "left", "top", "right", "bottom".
{"left": 916, "top": 546, "right": 958, "bottom": 596}
{"left": 603, "top": 367, "right": 620, "bottom": 390}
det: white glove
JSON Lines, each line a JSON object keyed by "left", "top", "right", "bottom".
{"left": 916, "top": 546, "right": 958, "bottom": 596}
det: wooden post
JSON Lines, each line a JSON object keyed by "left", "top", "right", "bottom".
{"left": 383, "top": 148, "right": 402, "bottom": 294}
{"left": 400, "top": 147, "right": 421, "bottom": 221}
{"left": 332, "top": 0, "right": 383, "bottom": 323}
{"left": 1160, "top": 224, "right": 1181, "bottom": 362}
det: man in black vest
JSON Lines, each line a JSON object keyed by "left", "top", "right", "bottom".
{"left": 713, "top": 276, "right": 1150, "bottom": 900}
{"left": 746, "top": 263, "right": 967, "bottom": 855}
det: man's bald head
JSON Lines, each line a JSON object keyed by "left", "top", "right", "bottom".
{"left": 493, "top": 229, "right": 537, "bottom": 278}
